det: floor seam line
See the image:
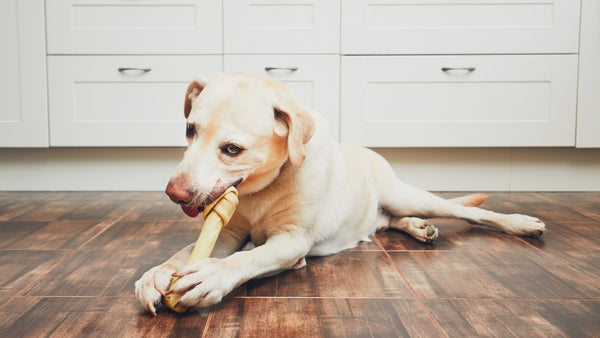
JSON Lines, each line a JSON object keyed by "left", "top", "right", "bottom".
{"left": 377, "top": 238, "right": 449, "bottom": 338}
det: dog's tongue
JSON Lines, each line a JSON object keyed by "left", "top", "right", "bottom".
{"left": 181, "top": 205, "right": 200, "bottom": 218}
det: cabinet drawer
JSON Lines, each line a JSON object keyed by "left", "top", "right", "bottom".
{"left": 224, "top": 0, "right": 339, "bottom": 54}
{"left": 342, "top": 0, "right": 580, "bottom": 54}
{"left": 225, "top": 55, "right": 340, "bottom": 139}
{"left": 341, "top": 55, "right": 578, "bottom": 147}
{"left": 46, "top": 0, "right": 221, "bottom": 54}
{"left": 48, "top": 56, "right": 222, "bottom": 146}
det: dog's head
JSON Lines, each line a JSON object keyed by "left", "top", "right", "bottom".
{"left": 165, "top": 73, "right": 315, "bottom": 217}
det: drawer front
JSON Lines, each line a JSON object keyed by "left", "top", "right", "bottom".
{"left": 341, "top": 55, "right": 578, "bottom": 147}
{"left": 342, "top": 0, "right": 580, "bottom": 54}
{"left": 224, "top": 0, "right": 339, "bottom": 54}
{"left": 225, "top": 55, "right": 340, "bottom": 139}
{"left": 46, "top": 0, "right": 222, "bottom": 54}
{"left": 48, "top": 56, "right": 222, "bottom": 146}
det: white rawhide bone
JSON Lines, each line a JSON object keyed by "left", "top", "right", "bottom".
{"left": 162, "top": 186, "right": 239, "bottom": 313}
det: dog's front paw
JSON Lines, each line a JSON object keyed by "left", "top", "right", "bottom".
{"left": 166, "top": 258, "right": 238, "bottom": 309}
{"left": 134, "top": 263, "right": 177, "bottom": 315}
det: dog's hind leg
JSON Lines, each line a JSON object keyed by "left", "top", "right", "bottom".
{"left": 387, "top": 194, "right": 487, "bottom": 242}
{"left": 374, "top": 164, "right": 546, "bottom": 237}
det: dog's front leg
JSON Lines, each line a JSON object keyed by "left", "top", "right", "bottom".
{"left": 167, "top": 230, "right": 311, "bottom": 309}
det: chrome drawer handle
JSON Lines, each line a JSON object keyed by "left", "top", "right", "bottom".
{"left": 265, "top": 66, "right": 298, "bottom": 72}
{"left": 118, "top": 67, "right": 152, "bottom": 73}
{"left": 442, "top": 67, "right": 476, "bottom": 72}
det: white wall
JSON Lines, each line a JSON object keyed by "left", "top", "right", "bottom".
{"left": 1, "top": 147, "right": 599, "bottom": 191}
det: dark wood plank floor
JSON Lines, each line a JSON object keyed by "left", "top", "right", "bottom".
{"left": 0, "top": 191, "right": 599, "bottom": 337}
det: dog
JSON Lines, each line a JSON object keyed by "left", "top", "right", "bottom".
{"left": 135, "top": 73, "right": 546, "bottom": 315}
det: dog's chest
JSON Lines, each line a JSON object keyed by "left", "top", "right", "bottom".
{"left": 236, "top": 192, "right": 302, "bottom": 245}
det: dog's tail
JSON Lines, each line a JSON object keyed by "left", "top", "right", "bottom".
{"left": 448, "top": 193, "right": 489, "bottom": 207}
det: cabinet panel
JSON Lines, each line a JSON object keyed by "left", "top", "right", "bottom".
{"left": 341, "top": 55, "right": 578, "bottom": 147}
{"left": 341, "top": 0, "right": 580, "bottom": 54}
{"left": 576, "top": 0, "right": 600, "bottom": 148}
{"left": 224, "top": 0, "right": 339, "bottom": 54}
{"left": 48, "top": 56, "right": 222, "bottom": 146}
{"left": 224, "top": 55, "right": 340, "bottom": 139}
{"left": 0, "top": 0, "right": 48, "bottom": 147}
{"left": 46, "top": 0, "right": 221, "bottom": 54}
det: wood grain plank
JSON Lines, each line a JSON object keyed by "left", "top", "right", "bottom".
{"left": 24, "top": 250, "right": 172, "bottom": 297}
{"left": 521, "top": 221, "right": 600, "bottom": 252}
{"left": 82, "top": 220, "right": 201, "bottom": 250}
{"left": 11, "top": 199, "right": 137, "bottom": 222}
{"left": 536, "top": 192, "right": 600, "bottom": 221}
{"left": 542, "top": 250, "right": 600, "bottom": 285}
{"left": 0, "top": 199, "right": 46, "bottom": 221}
{"left": 237, "top": 250, "right": 414, "bottom": 299}
{"left": 425, "top": 299, "right": 600, "bottom": 337}
{"left": 389, "top": 250, "right": 600, "bottom": 299}
{"left": 0, "top": 220, "right": 111, "bottom": 250}
{"left": 0, "top": 297, "right": 210, "bottom": 337}
{"left": 206, "top": 298, "right": 444, "bottom": 338}
{"left": 0, "top": 250, "right": 68, "bottom": 297}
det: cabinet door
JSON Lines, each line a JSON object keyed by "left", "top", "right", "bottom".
{"left": 224, "top": 55, "right": 340, "bottom": 139}
{"left": 224, "top": 0, "right": 339, "bottom": 54}
{"left": 0, "top": 0, "right": 48, "bottom": 147}
{"left": 576, "top": 0, "right": 600, "bottom": 148}
{"left": 48, "top": 56, "right": 222, "bottom": 146}
{"left": 341, "top": 55, "right": 578, "bottom": 147}
{"left": 342, "top": 0, "right": 580, "bottom": 54}
{"left": 46, "top": 0, "right": 221, "bottom": 54}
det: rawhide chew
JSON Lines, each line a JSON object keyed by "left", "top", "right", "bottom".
{"left": 162, "top": 186, "right": 239, "bottom": 313}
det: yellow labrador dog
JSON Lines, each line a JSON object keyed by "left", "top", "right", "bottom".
{"left": 135, "top": 73, "right": 546, "bottom": 314}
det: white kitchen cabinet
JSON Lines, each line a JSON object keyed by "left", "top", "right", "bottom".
{"left": 224, "top": 0, "right": 339, "bottom": 54}
{"left": 6, "top": 1, "right": 588, "bottom": 149}
{"left": 0, "top": 0, "right": 48, "bottom": 147}
{"left": 341, "top": 55, "right": 578, "bottom": 147}
{"left": 48, "top": 56, "right": 222, "bottom": 146}
{"left": 46, "top": 0, "right": 222, "bottom": 55}
{"left": 576, "top": 0, "right": 600, "bottom": 148}
{"left": 341, "top": 0, "right": 581, "bottom": 54}
{"left": 224, "top": 55, "right": 340, "bottom": 139}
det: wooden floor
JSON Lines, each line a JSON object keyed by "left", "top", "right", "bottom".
{"left": 0, "top": 191, "right": 599, "bottom": 337}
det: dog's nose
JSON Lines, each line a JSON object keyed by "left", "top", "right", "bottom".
{"left": 165, "top": 182, "right": 192, "bottom": 204}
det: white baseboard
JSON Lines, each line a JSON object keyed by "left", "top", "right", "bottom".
{"left": 374, "top": 148, "right": 600, "bottom": 191}
{"left": 1, "top": 147, "right": 599, "bottom": 191}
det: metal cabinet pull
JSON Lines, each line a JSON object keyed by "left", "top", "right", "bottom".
{"left": 264, "top": 66, "right": 298, "bottom": 72}
{"left": 441, "top": 67, "right": 476, "bottom": 72}
{"left": 118, "top": 67, "right": 152, "bottom": 72}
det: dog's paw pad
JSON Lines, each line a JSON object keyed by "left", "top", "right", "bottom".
{"left": 417, "top": 221, "right": 439, "bottom": 243}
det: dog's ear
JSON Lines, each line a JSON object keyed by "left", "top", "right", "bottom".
{"left": 273, "top": 88, "right": 315, "bottom": 167}
{"left": 184, "top": 78, "right": 208, "bottom": 118}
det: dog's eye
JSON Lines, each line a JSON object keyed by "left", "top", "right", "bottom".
{"left": 221, "top": 144, "right": 244, "bottom": 157}
{"left": 186, "top": 124, "right": 196, "bottom": 138}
